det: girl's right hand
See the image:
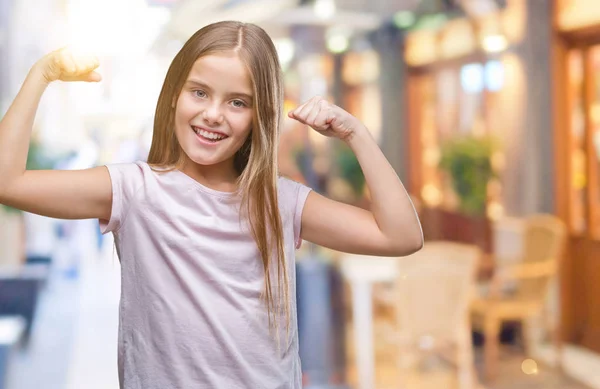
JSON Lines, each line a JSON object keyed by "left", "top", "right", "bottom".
{"left": 36, "top": 47, "right": 102, "bottom": 84}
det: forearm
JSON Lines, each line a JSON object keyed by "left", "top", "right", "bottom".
{"left": 344, "top": 126, "right": 423, "bottom": 248}
{"left": 0, "top": 65, "right": 49, "bottom": 190}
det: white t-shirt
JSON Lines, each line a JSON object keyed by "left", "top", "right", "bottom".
{"left": 100, "top": 161, "right": 312, "bottom": 389}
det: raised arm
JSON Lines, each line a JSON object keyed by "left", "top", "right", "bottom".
{"left": 0, "top": 48, "right": 112, "bottom": 220}
{"left": 289, "top": 96, "right": 423, "bottom": 257}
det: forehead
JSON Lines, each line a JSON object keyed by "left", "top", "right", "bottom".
{"left": 187, "top": 53, "right": 252, "bottom": 93}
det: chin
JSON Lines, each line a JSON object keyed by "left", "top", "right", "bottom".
{"left": 185, "top": 154, "right": 219, "bottom": 166}
{"left": 183, "top": 149, "right": 231, "bottom": 167}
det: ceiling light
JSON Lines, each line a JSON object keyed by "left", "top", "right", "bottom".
{"left": 482, "top": 34, "right": 508, "bottom": 53}
{"left": 327, "top": 35, "right": 349, "bottom": 54}
{"left": 314, "top": 0, "right": 335, "bottom": 20}
{"left": 274, "top": 38, "right": 295, "bottom": 69}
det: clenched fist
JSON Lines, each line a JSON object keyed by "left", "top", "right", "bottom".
{"left": 35, "top": 47, "right": 101, "bottom": 84}
{"left": 287, "top": 96, "right": 365, "bottom": 141}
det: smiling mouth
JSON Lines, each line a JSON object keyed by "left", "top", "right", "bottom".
{"left": 192, "top": 126, "right": 229, "bottom": 143}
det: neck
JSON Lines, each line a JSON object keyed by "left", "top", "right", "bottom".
{"left": 180, "top": 159, "right": 239, "bottom": 192}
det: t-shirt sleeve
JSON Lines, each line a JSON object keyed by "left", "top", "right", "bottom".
{"left": 279, "top": 177, "right": 312, "bottom": 249}
{"left": 99, "top": 162, "right": 145, "bottom": 234}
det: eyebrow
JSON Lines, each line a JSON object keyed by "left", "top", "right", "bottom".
{"left": 185, "top": 79, "right": 253, "bottom": 102}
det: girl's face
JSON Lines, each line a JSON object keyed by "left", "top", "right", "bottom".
{"left": 174, "top": 52, "right": 253, "bottom": 176}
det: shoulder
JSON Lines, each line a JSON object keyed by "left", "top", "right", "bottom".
{"left": 277, "top": 175, "right": 297, "bottom": 190}
{"left": 105, "top": 161, "right": 167, "bottom": 184}
{"left": 277, "top": 176, "right": 313, "bottom": 248}
{"left": 101, "top": 162, "right": 171, "bottom": 234}
{"left": 104, "top": 161, "right": 165, "bottom": 200}
{"left": 277, "top": 175, "right": 313, "bottom": 212}
{"left": 105, "top": 160, "right": 147, "bottom": 177}
{"left": 277, "top": 176, "right": 311, "bottom": 196}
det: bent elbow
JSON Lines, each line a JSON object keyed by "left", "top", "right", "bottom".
{"left": 390, "top": 231, "right": 424, "bottom": 257}
{"left": 404, "top": 235, "right": 424, "bottom": 256}
{"left": 413, "top": 234, "right": 425, "bottom": 253}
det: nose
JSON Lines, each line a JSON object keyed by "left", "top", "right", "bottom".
{"left": 202, "top": 102, "right": 224, "bottom": 126}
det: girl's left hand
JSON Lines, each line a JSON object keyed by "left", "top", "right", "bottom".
{"left": 287, "top": 96, "right": 364, "bottom": 141}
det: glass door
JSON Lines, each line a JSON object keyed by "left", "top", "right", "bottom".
{"left": 586, "top": 45, "right": 600, "bottom": 238}
{"left": 566, "top": 44, "right": 600, "bottom": 239}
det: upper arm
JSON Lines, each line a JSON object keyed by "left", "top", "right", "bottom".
{"left": 300, "top": 191, "right": 419, "bottom": 257}
{"left": 0, "top": 166, "right": 112, "bottom": 220}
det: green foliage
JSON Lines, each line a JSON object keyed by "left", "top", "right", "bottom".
{"left": 438, "top": 135, "right": 498, "bottom": 216}
{"left": 1, "top": 139, "right": 58, "bottom": 214}
{"left": 293, "top": 142, "right": 365, "bottom": 199}
{"left": 25, "top": 139, "right": 57, "bottom": 171}
{"left": 293, "top": 145, "right": 311, "bottom": 180}
{"left": 335, "top": 143, "right": 365, "bottom": 198}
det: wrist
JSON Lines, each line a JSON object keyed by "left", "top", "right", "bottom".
{"left": 29, "top": 60, "right": 53, "bottom": 86}
{"left": 343, "top": 124, "right": 372, "bottom": 147}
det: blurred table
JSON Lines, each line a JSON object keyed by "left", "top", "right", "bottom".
{"left": 338, "top": 249, "right": 494, "bottom": 389}
{"left": 339, "top": 255, "right": 397, "bottom": 389}
{"left": 0, "top": 264, "right": 48, "bottom": 345}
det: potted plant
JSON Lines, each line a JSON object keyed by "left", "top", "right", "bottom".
{"left": 433, "top": 134, "right": 499, "bottom": 253}
{"left": 439, "top": 134, "right": 498, "bottom": 216}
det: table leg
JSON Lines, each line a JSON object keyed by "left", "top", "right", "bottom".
{"left": 352, "top": 280, "right": 374, "bottom": 389}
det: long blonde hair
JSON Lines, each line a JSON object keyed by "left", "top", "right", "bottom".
{"left": 147, "top": 21, "right": 289, "bottom": 333}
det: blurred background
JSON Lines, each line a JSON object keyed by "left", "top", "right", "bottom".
{"left": 0, "top": 0, "right": 599, "bottom": 388}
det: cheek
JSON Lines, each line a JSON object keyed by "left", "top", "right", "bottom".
{"left": 231, "top": 112, "right": 253, "bottom": 133}
{"left": 175, "top": 97, "right": 196, "bottom": 121}
{"left": 173, "top": 104, "right": 194, "bottom": 139}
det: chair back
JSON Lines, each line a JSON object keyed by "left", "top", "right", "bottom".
{"left": 515, "top": 214, "right": 566, "bottom": 302}
{"left": 395, "top": 241, "right": 480, "bottom": 347}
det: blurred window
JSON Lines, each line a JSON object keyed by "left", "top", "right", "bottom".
{"left": 413, "top": 59, "right": 506, "bottom": 215}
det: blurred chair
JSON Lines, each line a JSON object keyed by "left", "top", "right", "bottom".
{"left": 0, "top": 265, "right": 47, "bottom": 346}
{"left": 491, "top": 217, "right": 526, "bottom": 266}
{"left": 372, "top": 194, "right": 423, "bottom": 323}
{"left": 471, "top": 214, "right": 567, "bottom": 381}
{"left": 394, "top": 241, "right": 480, "bottom": 389}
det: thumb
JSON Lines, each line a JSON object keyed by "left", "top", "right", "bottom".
{"left": 83, "top": 71, "right": 102, "bottom": 82}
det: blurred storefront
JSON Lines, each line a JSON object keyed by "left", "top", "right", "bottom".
{"left": 403, "top": 0, "right": 536, "bottom": 253}
{"left": 401, "top": 0, "right": 585, "bottom": 353}
{"left": 554, "top": 0, "right": 600, "bottom": 354}
{"left": 401, "top": 0, "right": 600, "bottom": 358}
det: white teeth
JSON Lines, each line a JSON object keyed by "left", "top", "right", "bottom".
{"left": 193, "top": 127, "right": 227, "bottom": 141}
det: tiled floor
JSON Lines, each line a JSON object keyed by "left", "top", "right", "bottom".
{"left": 478, "top": 355, "right": 588, "bottom": 389}
{"left": 343, "top": 341, "right": 592, "bottom": 389}
{"left": 343, "top": 323, "right": 593, "bottom": 389}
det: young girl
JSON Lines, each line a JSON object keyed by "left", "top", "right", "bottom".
{"left": 0, "top": 21, "right": 422, "bottom": 388}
